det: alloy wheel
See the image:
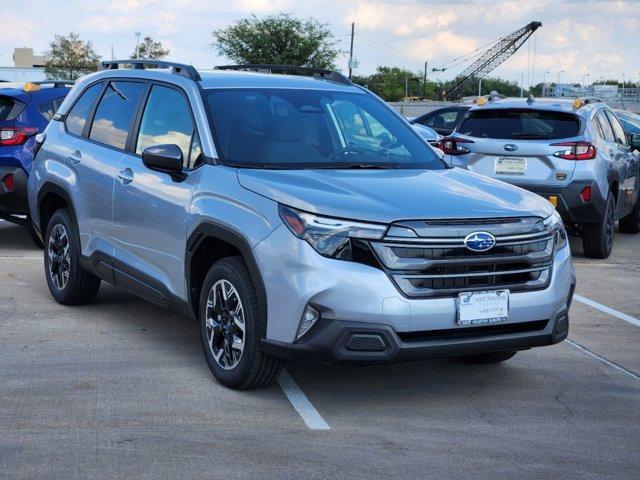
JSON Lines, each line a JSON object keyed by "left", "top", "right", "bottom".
{"left": 47, "top": 224, "right": 70, "bottom": 290}
{"left": 205, "top": 279, "right": 246, "bottom": 370}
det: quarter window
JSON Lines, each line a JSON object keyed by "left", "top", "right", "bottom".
{"left": 596, "top": 111, "right": 615, "bottom": 143}
{"left": 65, "top": 83, "right": 103, "bottom": 136}
{"left": 135, "top": 85, "right": 201, "bottom": 168}
{"left": 89, "top": 81, "right": 146, "bottom": 150}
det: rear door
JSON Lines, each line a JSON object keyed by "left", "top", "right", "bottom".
{"left": 605, "top": 110, "right": 639, "bottom": 213}
{"left": 111, "top": 83, "right": 203, "bottom": 303}
{"left": 450, "top": 108, "right": 581, "bottom": 187}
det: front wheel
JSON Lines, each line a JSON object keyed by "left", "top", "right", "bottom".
{"left": 199, "top": 256, "right": 283, "bottom": 389}
{"left": 582, "top": 193, "right": 615, "bottom": 259}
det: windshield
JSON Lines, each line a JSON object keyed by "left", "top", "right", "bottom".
{"left": 458, "top": 109, "right": 580, "bottom": 140}
{"left": 204, "top": 88, "right": 444, "bottom": 169}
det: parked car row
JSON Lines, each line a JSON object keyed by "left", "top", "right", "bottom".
{"left": 0, "top": 81, "right": 73, "bottom": 246}
{"left": 25, "top": 61, "right": 577, "bottom": 389}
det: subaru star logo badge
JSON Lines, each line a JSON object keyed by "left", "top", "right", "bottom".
{"left": 503, "top": 144, "right": 518, "bottom": 152}
{"left": 464, "top": 231, "right": 496, "bottom": 252}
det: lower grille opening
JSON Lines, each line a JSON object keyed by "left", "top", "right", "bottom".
{"left": 397, "top": 320, "right": 549, "bottom": 343}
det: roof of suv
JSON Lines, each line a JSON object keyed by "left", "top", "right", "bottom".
{"left": 467, "top": 97, "right": 603, "bottom": 118}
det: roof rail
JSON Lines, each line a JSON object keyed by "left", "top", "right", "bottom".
{"left": 214, "top": 64, "right": 353, "bottom": 86}
{"left": 31, "top": 80, "right": 75, "bottom": 88}
{"left": 101, "top": 60, "right": 201, "bottom": 81}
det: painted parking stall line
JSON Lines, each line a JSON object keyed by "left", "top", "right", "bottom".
{"left": 574, "top": 294, "right": 640, "bottom": 328}
{"left": 566, "top": 339, "right": 640, "bottom": 381}
{"left": 278, "top": 369, "right": 330, "bottom": 430}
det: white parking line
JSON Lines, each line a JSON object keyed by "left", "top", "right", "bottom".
{"left": 566, "top": 339, "right": 640, "bottom": 381}
{"left": 278, "top": 369, "right": 330, "bottom": 430}
{"left": 574, "top": 294, "right": 640, "bottom": 328}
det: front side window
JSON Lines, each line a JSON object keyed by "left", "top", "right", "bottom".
{"left": 204, "top": 88, "right": 443, "bottom": 170}
{"left": 605, "top": 111, "right": 629, "bottom": 146}
{"left": 65, "top": 83, "right": 103, "bottom": 136}
{"left": 458, "top": 109, "right": 580, "bottom": 140}
{"left": 136, "top": 85, "right": 200, "bottom": 167}
{"left": 89, "top": 81, "right": 146, "bottom": 149}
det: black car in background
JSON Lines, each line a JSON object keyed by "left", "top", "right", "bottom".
{"left": 411, "top": 105, "right": 470, "bottom": 136}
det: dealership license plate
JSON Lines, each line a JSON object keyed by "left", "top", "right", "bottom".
{"left": 457, "top": 290, "right": 509, "bottom": 326}
{"left": 495, "top": 157, "right": 527, "bottom": 175}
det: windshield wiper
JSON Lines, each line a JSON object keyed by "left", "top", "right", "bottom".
{"left": 307, "top": 162, "right": 400, "bottom": 169}
{"left": 509, "top": 133, "right": 553, "bottom": 139}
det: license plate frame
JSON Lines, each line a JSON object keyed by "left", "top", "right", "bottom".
{"left": 457, "top": 290, "right": 509, "bottom": 326}
{"left": 494, "top": 157, "right": 527, "bottom": 175}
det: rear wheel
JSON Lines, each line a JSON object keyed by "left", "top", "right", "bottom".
{"left": 44, "top": 208, "right": 100, "bottom": 305}
{"left": 582, "top": 193, "right": 615, "bottom": 258}
{"left": 459, "top": 351, "right": 517, "bottom": 364}
{"left": 199, "top": 256, "right": 283, "bottom": 389}
{"left": 619, "top": 194, "right": 640, "bottom": 234}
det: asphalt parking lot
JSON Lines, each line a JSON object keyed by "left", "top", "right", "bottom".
{"left": 1, "top": 220, "right": 639, "bottom": 480}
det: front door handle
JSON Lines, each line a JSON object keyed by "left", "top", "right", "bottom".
{"left": 68, "top": 150, "right": 82, "bottom": 165}
{"left": 117, "top": 168, "right": 134, "bottom": 184}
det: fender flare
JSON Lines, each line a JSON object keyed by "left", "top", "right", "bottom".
{"left": 36, "top": 181, "right": 77, "bottom": 236}
{"left": 185, "top": 222, "right": 268, "bottom": 338}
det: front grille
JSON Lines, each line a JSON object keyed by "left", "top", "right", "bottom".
{"left": 370, "top": 220, "right": 555, "bottom": 298}
{"left": 397, "top": 320, "right": 549, "bottom": 342}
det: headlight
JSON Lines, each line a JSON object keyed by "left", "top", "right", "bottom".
{"left": 278, "top": 204, "right": 387, "bottom": 260}
{"left": 543, "top": 210, "right": 568, "bottom": 250}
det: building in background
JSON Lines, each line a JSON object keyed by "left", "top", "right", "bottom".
{"left": 0, "top": 48, "right": 46, "bottom": 82}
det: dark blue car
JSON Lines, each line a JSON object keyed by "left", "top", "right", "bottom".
{"left": 1, "top": 81, "right": 72, "bottom": 245}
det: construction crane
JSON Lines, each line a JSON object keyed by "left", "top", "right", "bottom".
{"left": 443, "top": 21, "right": 542, "bottom": 99}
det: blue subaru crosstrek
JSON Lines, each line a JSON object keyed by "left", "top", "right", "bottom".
{"left": 0, "top": 81, "right": 72, "bottom": 246}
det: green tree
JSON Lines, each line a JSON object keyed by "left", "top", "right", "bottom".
{"left": 44, "top": 32, "right": 100, "bottom": 80}
{"left": 353, "top": 67, "right": 426, "bottom": 102}
{"left": 212, "top": 13, "right": 340, "bottom": 69}
{"left": 132, "top": 36, "right": 170, "bottom": 60}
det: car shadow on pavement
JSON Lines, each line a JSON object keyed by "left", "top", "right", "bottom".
{"left": 0, "top": 221, "right": 40, "bottom": 253}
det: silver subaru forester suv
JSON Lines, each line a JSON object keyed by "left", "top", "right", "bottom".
{"left": 28, "top": 61, "right": 576, "bottom": 389}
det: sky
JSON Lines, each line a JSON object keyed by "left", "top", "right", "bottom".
{"left": 1, "top": 0, "right": 639, "bottom": 88}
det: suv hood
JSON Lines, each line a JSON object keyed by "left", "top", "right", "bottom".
{"left": 237, "top": 167, "right": 554, "bottom": 224}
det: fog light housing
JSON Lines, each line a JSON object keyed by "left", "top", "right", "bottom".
{"left": 297, "top": 305, "right": 319, "bottom": 340}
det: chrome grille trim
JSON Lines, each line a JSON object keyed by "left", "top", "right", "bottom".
{"left": 371, "top": 224, "right": 555, "bottom": 298}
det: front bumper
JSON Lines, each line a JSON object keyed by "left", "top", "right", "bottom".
{"left": 515, "top": 180, "right": 607, "bottom": 226}
{"left": 0, "top": 166, "right": 29, "bottom": 217}
{"left": 254, "top": 225, "right": 576, "bottom": 361}
{"left": 262, "top": 309, "right": 570, "bottom": 363}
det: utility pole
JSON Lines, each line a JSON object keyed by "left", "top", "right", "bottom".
{"left": 478, "top": 77, "right": 482, "bottom": 97}
{"left": 520, "top": 73, "right": 524, "bottom": 98}
{"left": 135, "top": 31, "right": 142, "bottom": 59}
{"left": 404, "top": 76, "right": 409, "bottom": 99}
{"left": 348, "top": 22, "right": 355, "bottom": 79}
{"left": 423, "top": 61, "right": 427, "bottom": 98}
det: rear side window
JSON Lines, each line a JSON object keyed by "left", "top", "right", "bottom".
{"left": 425, "top": 109, "right": 458, "bottom": 129}
{"left": 458, "top": 109, "right": 580, "bottom": 140}
{"left": 89, "top": 81, "right": 146, "bottom": 150}
{"left": 595, "top": 111, "right": 615, "bottom": 143}
{"left": 605, "top": 111, "right": 628, "bottom": 147}
{"left": 135, "top": 85, "right": 202, "bottom": 168}
{"left": 38, "top": 98, "right": 65, "bottom": 121}
{"left": 66, "top": 83, "right": 103, "bottom": 136}
{"left": 0, "top": 96, "right": 25, "bottom": 121}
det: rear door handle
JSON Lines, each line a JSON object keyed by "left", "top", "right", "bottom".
{"left": 117, "top": 168, "right": 134, "bottom": 184}
{"left": 68, "top": 150, "right": 82, "bottom": 165}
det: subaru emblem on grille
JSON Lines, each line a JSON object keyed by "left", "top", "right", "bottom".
{"left": 503, "top": 144, "right": 518, "bottom": 151}
{"left": 464, "top": 231, "right": 496, "bottom": 252}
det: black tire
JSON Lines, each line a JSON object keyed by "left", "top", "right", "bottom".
{"left": 26, "top": 217, "right": 44, "bottom": 249}
{"left": 459, "top": 351, "right": 517, "bottom": 364}
{"left": 618, "top": 194, "right": 640, "bottom": 234}
{"left": 44, "top": 208, "right": 100, "bottom": 305}
{"left": 582, "top": 193, "right": 615, "bottom": 259}
{"left": 199, "top": 256, "right": 283, "bottom": 389}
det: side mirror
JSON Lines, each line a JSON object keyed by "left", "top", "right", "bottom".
{"left": 630, "top": 134, "right": 640, "bottom": 152}
{"left": 142, "top": 144, "right": 186, "bottom": 181}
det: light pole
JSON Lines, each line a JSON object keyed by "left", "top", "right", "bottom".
{"left": 582, "top": 73, "right": 590, "bottom": 95}
{"left": 542, "top": 71, "right": 550, "bottom": 97}
{"left": 622, "top": 72, "right": 625, "bottom": 99}
{"left": 478, "top": 77, "right": 482, "bottom": 97}
{"left": 519, "top": 72, "right": 524, "bottom": 98}
{"left": 135, "top": 31, "right": 142, "bottom": 59}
